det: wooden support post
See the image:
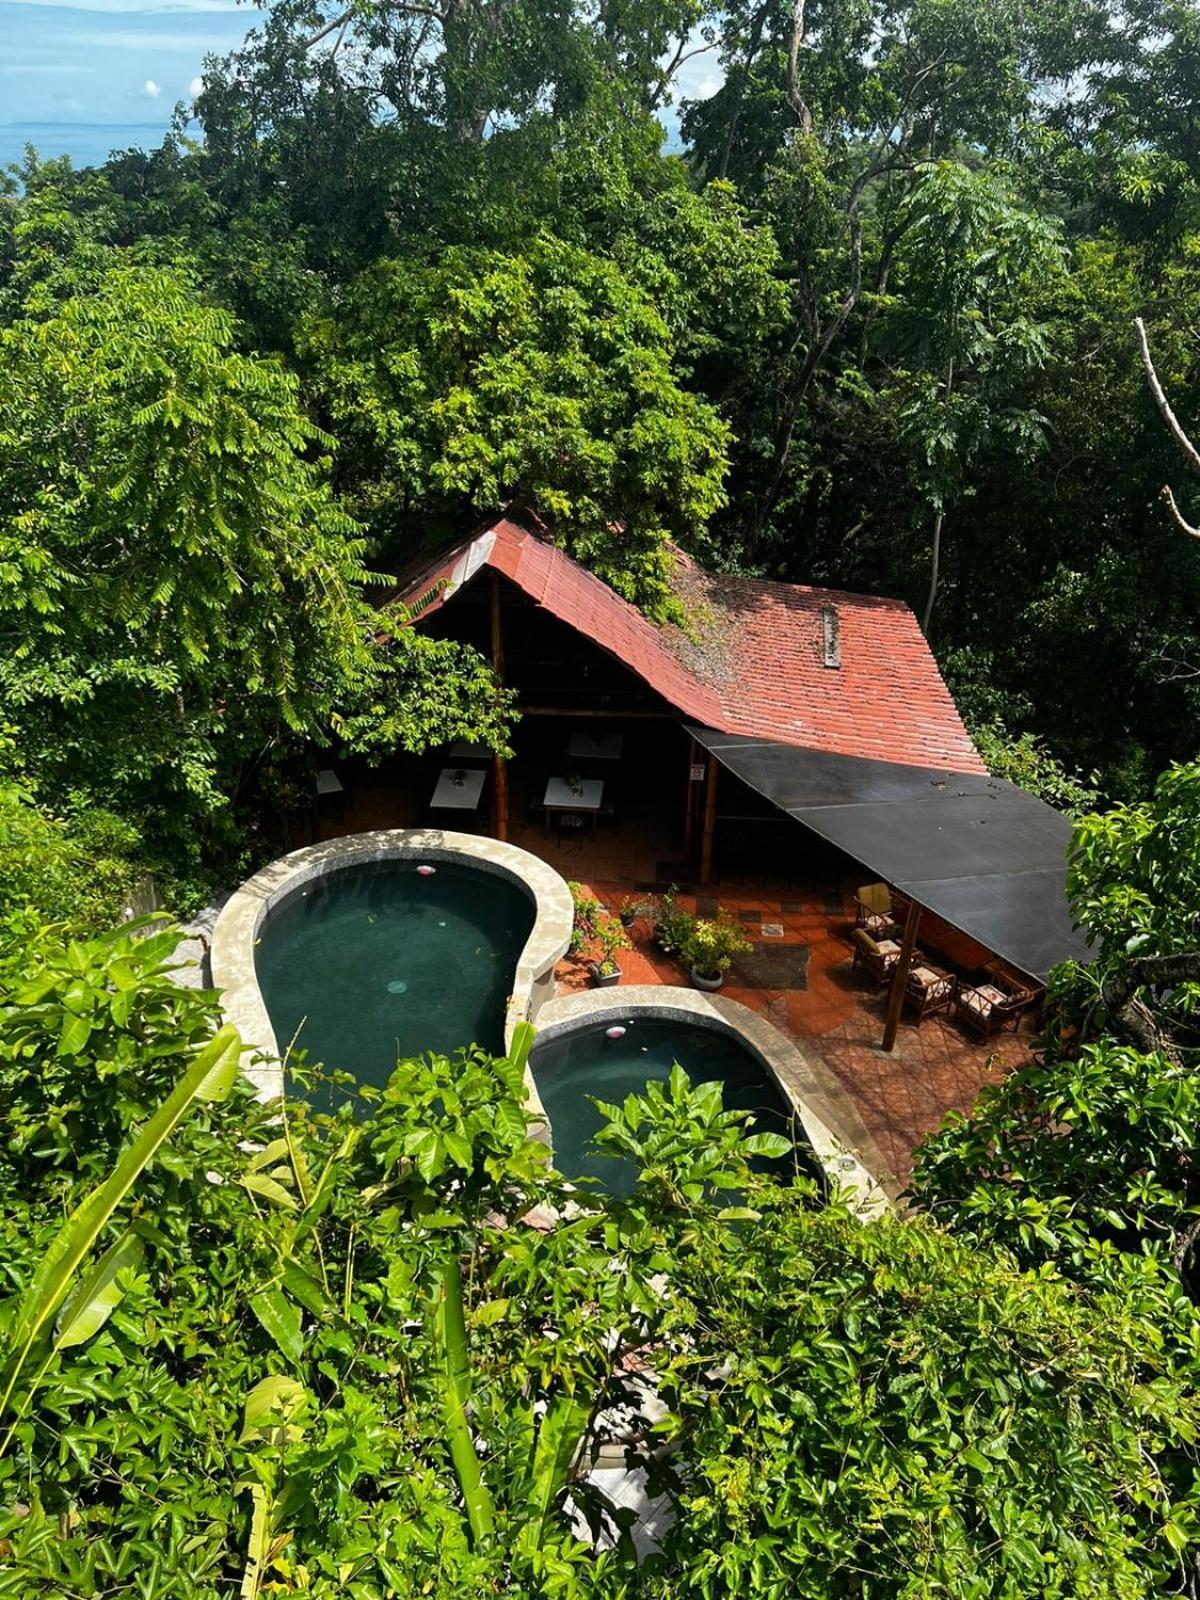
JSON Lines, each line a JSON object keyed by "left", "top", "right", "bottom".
{"left": 683, "top": 737, "right": 699, "bottom": 856}
{"left": 699, "top": 755, "right": 719, "bottom": 885}
{"left": 490, "top": 573, "right": 508, "bottom": 842}
{"left": 881, "top": 899, "right": 921, "bottom": 1053}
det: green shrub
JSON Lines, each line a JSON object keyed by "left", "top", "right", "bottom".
{"left": 0, "top": 774, "right": 143, "bottom": 947}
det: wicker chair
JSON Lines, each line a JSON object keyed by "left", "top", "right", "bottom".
{"left": 855, "top": 882, "right": 898, "bottom": 940}
{"left": 982, "top": 962, "right": 1043, "bottom": 1024}
{"left": 904, "top": 962, "right": 956, "bottom": 1020}
{"left": 955, "top": 982, "right": 1021, "bottom": 1039}
{"left": 851, "top": 927, "right": 901, "bottom": 986}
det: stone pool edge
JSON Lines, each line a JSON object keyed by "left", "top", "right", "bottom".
{"left": 210, "top": 828, "right": 574, "bottom": 1099}
{"left": 530, "top": 986, "right": 900, "bottom": 1217}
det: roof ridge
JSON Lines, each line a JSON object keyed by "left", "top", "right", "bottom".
{"left": 386, "top": 518, "right": 984, "bottom": 773}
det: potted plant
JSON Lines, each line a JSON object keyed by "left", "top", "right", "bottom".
{"left": 567, "top": 880, "right": 602, "bottom": 956}
{"left": 618, "top": 893, "right": 651, "bottom": 928}
{"left": 684, "top": 915, "right": 752, "bottom": 992}
{"left": 589, "top": 915, "right": 630, "bottom": 987}
{"left": 653, "top": 888, "right": 692, "bottom": 955}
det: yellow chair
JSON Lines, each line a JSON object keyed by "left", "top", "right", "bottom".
{"left": 851, "top": 927, "right": 901, "bottom": 986}
{"left": 855, "top": 883, "right": 897, "bottom": 939}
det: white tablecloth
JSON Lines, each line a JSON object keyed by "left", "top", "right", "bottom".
{"left": 432, "top": 767, "right": 487, "bottom": 809}
{"left": 544, "top": 776, "right": 604, "bottom": 811}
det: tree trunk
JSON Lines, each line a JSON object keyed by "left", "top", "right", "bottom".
{"left": 922, "top": 352, "right": 955, "bottom": 638}
{"left": 921, "top": 509, "right": 943, "bottom": 636}
{"left": 718, "top": 2, "right": 772, "bottom": 180}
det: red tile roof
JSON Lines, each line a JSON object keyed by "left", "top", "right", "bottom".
{"left": 392, "top": 520, "right": 985, "bottom": 774}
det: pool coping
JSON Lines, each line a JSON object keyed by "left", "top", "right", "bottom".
{"left": 209, "top": 828, "right": 574, "bottom": 1098}
{"left": 530, "top": 986, "right": 901, "bottom": 1216}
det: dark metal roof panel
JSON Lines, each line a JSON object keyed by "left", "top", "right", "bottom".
{"left": 688, "top": 728, "right": 1091, "bottom": 980}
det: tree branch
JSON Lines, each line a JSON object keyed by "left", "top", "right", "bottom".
{"left": 302, "top": 0, "right": 448, "bottom": 51}
{"left": 1173, "top": 1212, "right": 1200, "bottom": 1274}
{"left": 1135, "top": 316, "right": 1200, "bottom": 475}
{"left": 649, "top": 37, "right": 716, "bottom": 112}
{"left": 303, "top": 7, "right": 353, "bottom": 49}
{"left": 717, "top": 0, "right": 771, "bottom": 180}
{"left": 1101, "top": 949, "right": 1200, "bottom": 1062}
{"left": 786, "top": 0, "right": 813, "bottom": 134}
{"left": 1161, "top": 484, "right": 1200, "bottom": 540}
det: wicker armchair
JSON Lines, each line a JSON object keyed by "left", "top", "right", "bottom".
{"left": 955, "top": 982, "right": 1021, "bottom": 1039}
{"left": 905, "top": 962, "right": 956, "bottom": 1020}
{"left": 855, "top": 882, "right": 898, "bottom": 940}
{"left": 982, "top": 962, "right": 1043, "bottom": 1023}
{"left": 851, "top": 927, "right": 901, "bottom": 986}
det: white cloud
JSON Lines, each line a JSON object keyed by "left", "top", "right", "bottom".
{"left": 144, "top": 77, "right": 161, "bottom": 97}
{"left": 188, "top": 75, "right": 204, "bottom": 98}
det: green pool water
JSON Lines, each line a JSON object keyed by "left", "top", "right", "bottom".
{"left": 530, "top": 1018, "right": 811, "bottom": 1197}
{"left": 254, "top": 859, "right": 534, "bottom": 1093}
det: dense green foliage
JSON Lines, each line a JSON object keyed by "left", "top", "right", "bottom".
{"left": 0, "top": 220, "right": 510, "bottom": 876}
{"left": 0, "top": 775, "right": 142, "bottom": 948}
{"left": 304, "top": 238, "right": 731, "bottom": 616}
{"left": 9, "top": 0, "right": 1200, "bottom": 803}
{"left": 915, "top": 763, "right": 1200, "bottom": 1292}
{"left": 653, "top": 1196, "right": 1199, "bottom": 1598}
{"left": 2, "top": 921, "right": 1198, "bottom": 1597}
{"left": 6, "top": 0, "right": 1200, "bottom": 1591}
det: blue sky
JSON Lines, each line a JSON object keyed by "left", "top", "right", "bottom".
{"left": 0, "top": 0, "right": 719, "bottom": 169}
{"left": 0, "top": 0, "right": 260, "bottom": 166}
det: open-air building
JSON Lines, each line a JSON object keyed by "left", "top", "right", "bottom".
{"left": 309, "top": 516, "right": 1091, "bottom": 1188}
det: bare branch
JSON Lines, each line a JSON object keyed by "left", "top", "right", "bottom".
{"left": 302, "top": 0, "right": 447, "bottom": 51}
{"left": 328, "top": 9, "right": 352, "bottom": 60}
{"left": 1161, "top": 484, "right": 1200, "bottom": 540}
{"left": 649, "top": 37, "right": 716, "bottom": 112}
{"left": 1135, "top": 315, "right": 1200, "bottom": 476}
{"left": 786, "top": 0, "right": 813, "bottom": 135}
{"left": 303, "top": 7, "right": 353, "bottom": 49}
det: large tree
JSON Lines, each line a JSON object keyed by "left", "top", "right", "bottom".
{"left": 303, "top": 235, "right": 732, "bottom": 615}
{"left": 0, "top": 254, "right": 506, "bottom": 865}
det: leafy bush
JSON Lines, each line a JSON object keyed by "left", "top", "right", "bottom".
{"left": 2, "top": 915, "right": 1198, "bottom": 1596}
{"left": 589, "top": 913, "right": 631, "bottom": 978}
{"left": 648, "top": 1191, "right": 1200, "bottom": 1598}
{"left": 0, "top": 772, "right": 142, "bottom": 948}
{"left": 681, "top": 915, "right": 752, "bottom": 981}
{"left": 567, "top": 881, "right": 603, "bottom": 954}
{"left": 651, "top": 888, "right": 692, "bottom": 957}
{"left": 0, "top": 920, "right": 771, "bottom": 1597}
{"left": 970, "top": 717, "right": 1101, "bottom": 815}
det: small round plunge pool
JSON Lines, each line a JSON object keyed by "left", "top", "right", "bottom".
{"left": 253, "top": 858, "right": 535, "bottom": 1091}
{"left": 529, "top": 1015, "right": 818, "bottom": 1198}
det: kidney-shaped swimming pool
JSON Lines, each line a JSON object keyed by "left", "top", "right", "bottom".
{"left": 530, "top": 1015, "right": 817, "bottom": 1197}
{"left": 254, "top": 858, "right": 535, "bottom": 1090}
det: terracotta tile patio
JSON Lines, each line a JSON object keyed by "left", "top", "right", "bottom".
{"left": 549, "top": 875, "right": 1031, "bottom": 1192}
{"left": 308, "top": 771, "right": 1034, "bottom": 1193}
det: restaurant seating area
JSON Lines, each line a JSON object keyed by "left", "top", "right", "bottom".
{"left": 364, "top": 725, "right": 634, "bottom": 837}
{"left": 852, "top": 883, "right": 1044, "bottom": 1041}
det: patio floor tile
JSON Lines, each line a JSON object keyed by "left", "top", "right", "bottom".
{"left": 543, "top": 859, "right": 1035, "bottom": 1189}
